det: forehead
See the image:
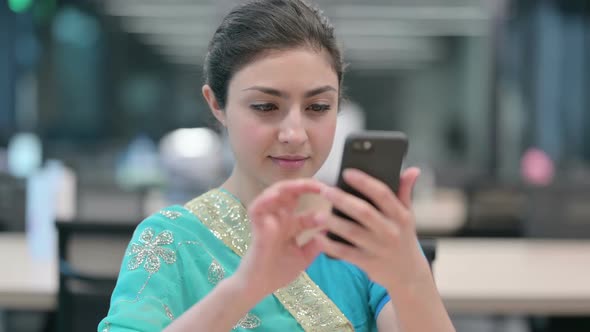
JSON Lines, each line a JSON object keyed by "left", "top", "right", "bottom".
{"left": 228, "top": 48, "right": 339, "bottom": 93}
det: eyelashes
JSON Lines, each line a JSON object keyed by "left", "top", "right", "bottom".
{"left": 250, "top": 103, "right": 331, "bottom": 113}
{"left": 307, "top": 104, "right": 331, "bottom": 112}
{"left": 250, "top": 103, "right": 279, "bottom": 112}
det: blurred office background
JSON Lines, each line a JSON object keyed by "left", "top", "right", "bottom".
{"left": 1, "top": 0, "right": 589, "bottom": 331}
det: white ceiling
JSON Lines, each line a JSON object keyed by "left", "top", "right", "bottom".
{"left": 99, "top": 0, "right": 495, "bottom": 70}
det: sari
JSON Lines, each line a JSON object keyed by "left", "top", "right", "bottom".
{"left": 98, "top": 188, "right": 390, "bottom": 331}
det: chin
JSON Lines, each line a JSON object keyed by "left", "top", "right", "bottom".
{"left": 268, "top": 168, "right": 316, "bottom": 183}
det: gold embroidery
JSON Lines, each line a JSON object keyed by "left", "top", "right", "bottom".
{"left": 275, "top": 274, "right": 352, "bottom": 331}
{"left": 185, "top": 189, "right": 354, "bottom": 332}
{"left": 127, "top": 228, "right": 177, "bottom": 274}
{"left": 234, "top": 313, "right": 262, "bottom": 330}
{"left": 186, "top": 190, "right": 251, "bottom": 254}
{"left": 208, "top": 259, "right": 225, "bottom": 285}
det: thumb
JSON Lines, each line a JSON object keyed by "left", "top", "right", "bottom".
{"left": 398, "top": 167, "right": 421, "bottom": 209}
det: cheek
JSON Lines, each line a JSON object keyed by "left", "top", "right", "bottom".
{"left": 227, "top": 115, "right": 273, "bottom": 160}
{"left": 311, "top": 117, "right": 337, "bottom": 155}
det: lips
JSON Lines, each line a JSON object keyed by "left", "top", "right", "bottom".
{"left": 269, "top": 155, "right": 310, "bottom": 170}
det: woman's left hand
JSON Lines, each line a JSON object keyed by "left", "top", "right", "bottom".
{"left": 316, "top": 167, "right": 431, "bottom": 289}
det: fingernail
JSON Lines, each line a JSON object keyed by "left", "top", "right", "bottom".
{"left": 343, "top": 168, "right": 354, "bottom": 177}
{"left": 343, "top": 168, "right": 361, "bottom": 180}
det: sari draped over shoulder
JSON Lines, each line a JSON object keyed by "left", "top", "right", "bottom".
{"left": 98, "top": 189, "right": 354, "bottom": 332}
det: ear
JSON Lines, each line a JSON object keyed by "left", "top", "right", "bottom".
{"left": 202, "top": 84, "right": 226, "bottom": 127}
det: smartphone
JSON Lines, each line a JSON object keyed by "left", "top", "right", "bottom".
{"left": 327, "top": 131, "right": 408, "bottom": 246}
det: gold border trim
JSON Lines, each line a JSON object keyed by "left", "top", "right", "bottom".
{"left": 185, "top": 189, "right": 354, "bottom": 332}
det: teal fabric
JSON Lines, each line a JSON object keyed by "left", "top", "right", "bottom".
{"left": 97, "top": 205, "right": 303, "bottom": 332}
{"left": 306, "top": 255, "right": 389, "bottom": 332}
{"left": 98, "top": 202, "right": 390, "bottom": 331}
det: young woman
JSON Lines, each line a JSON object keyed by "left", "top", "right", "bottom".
{"left": 98, "top": 1, "right": 455, "bottom": 331}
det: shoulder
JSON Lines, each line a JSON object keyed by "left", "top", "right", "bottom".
{"left": 124, "top": 204, "right": 217, "bottom": 268}
{"left": 133, "top": 205, "right": 205, "bottom": 238}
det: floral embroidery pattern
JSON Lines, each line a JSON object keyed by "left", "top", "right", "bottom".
{"left": 127, "top": 228, "right": 176, "bottom": 274}
{"left": 234, "top": 313, "right": 262, "bottom": 329}
{"left": 160, "top": 209, "right": 182, "bottom": 220}
{"left": 208, "top": 259, "right": 225, "bottom": 285}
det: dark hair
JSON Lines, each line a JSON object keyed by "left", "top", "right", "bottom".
{"left": 204, "top": 0, "right": 345, "bottom": 109}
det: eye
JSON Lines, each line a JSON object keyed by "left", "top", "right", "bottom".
{"left": 306, "top": 104, "right": 331, "bottom": 113}
{"left": 250, "top": 103, "right": 278, "bottom": 112}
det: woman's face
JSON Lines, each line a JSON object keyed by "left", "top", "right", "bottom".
{"left": 214, "top": 48, "right": 339, "bottom": 187}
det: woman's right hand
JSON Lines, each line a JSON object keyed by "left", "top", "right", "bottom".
{"left": 233, "top": 179, "right": 326, "bottom": 299}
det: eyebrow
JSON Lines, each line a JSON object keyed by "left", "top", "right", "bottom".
{"left": 242, "top": 85, "right": 337, "bottom": 99}
{"left": 304, "top": 85, "right": 337, "bottom": 98}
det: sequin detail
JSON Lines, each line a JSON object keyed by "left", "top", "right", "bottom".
{"left": 137, "top": 275, "right": 152, "bottom": 297}
{"left": 275, "top": 274, "right": 353, "bottom": 331}
{"left": 164, "top": 304, "right": 175, "bottom": 320}
{"left": 101, "top": 321, "right": 111, "bottom": 332}
{"left": 127, "top": 228, "right": 177, "bottom": 274}
{"left": 185, "top": 189, "right": 354, "bottom": 332}
{"left": 185, "top": 190, "right": 251, "bottom": 254}
{"left": 160, "top": 209, "right": 182, "bottom": 220}
{"left": 177, "top": 240, "right": 200, "bottom": 248}
{"left": 208, "top": 259, "right": 225, "bottom": 285}
{"left": 234, "top": 313, "right": 262, "bottom": 330}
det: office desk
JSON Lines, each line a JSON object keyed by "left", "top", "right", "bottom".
{"left": 2, "top": 233, "right": 590, "bottom": 315}
{"left": 0, "top": 233, "right": 56, "bottom": 310}
{"left": 434, "top": 238, "right": 590, "bottom": 315}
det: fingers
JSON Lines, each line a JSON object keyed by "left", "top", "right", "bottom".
{"left": 316, "top": 212, "right": 386, "bottom": 253}
{"left": 300, "top": 236, "right": 323, "bottom": 262}
{"left": 249, "top": 179, "right": 325, "bottom": 218}
{"left": 398, "top": 167, "right": 421, "bottom": 208}
{"left": 273, "top": 179, "right": 325, "bottom": 198}
{"left": 293, "top": 212, "right": 326, "bottom": 244}
{"left": 320, "top": 185, "right": 386, "bottom": 233}
{"left": 339, "top": 168, "right": 407, "bottom": 222}
{"left": 254, "top": 207, "right": 326, "bottom": 248}
{"left": 329, "top": 167, "right": 420, "bottom": 226}
{"left": 315, "top": 234, "right": 367, "bottom": 267}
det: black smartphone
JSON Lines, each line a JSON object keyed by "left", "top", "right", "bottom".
{"left": 327, "top": 131, "right": 408, "bottom": 246}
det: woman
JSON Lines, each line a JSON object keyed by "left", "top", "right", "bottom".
{"left": 98, "top": 0, "right": 455, "bottom": 331}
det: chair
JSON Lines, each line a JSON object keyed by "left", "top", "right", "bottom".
{"left": 55, "top": 221, "right": 136, "bottom": 332}
{"left": 523, "top": 183, "right": 590, "bottom": 239}
{"left": 419, "top": 238, "right": 437, "bottom": 271}
{"left": 76, "top": 184, "right": 147, "bottom": 223}
{"left": 461, "top": 180, "right": 528, "bottom": 237}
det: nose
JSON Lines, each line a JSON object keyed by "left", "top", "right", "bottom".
{"left": 278, "top": 107, "right": 308, "bottom": 145}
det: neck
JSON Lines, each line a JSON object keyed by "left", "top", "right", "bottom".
{"left": 220, "top": 167, "right": 266, "bottom": 208}
{"left": 219, "top": 167, "right": 332, "bottom": 214}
